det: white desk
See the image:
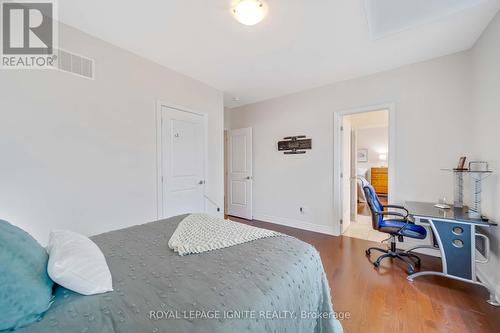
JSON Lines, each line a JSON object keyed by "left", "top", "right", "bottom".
{"left": 405, "top": 201, "right": 499, "bottom": 306}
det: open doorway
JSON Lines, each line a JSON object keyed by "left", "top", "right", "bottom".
{"left": 338, "top": 109, "right": 391, "bottom": 242}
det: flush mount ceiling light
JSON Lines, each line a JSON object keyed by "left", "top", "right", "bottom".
{"left": 232, "top": 0, "right": 267, "bottom": 26}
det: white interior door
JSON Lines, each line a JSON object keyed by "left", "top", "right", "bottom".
{"left": 227, "top": 127, "right": 253, "bottom": 219}
{"left": 161, "top": 106, "right": 205, "bottom": 217}
{"left": 341, "top": 117, "right": 352, "bottom": 233}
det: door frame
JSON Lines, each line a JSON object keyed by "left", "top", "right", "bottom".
{"left": 349, "top": 128, "right": 357, "bottom": 222}
{"left": 340, "top": 116, "right": 353, "bottom": 234}
{"left": 333, "top": 102, "right": 396, "bottom": 235}
{"left": 156, "top": 100, "right": 209, "bottom": 219}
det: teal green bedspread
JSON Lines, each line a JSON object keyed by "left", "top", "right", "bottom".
{"left": 17, "top": 215, "right": 343, "bottom": 333}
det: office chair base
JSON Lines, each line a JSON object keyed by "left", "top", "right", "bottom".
{"left": 405, "top": 245, "right": 440, "bottom": 254}
{"left": 366, "top": 246, "right": 421, "bottom": 275}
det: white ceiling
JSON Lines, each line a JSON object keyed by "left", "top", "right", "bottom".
{"left": 58, "top": 0, "right": 500, "bottom": 108}
{"left": 365, "top": 0, "right": 487, "bottom": 39}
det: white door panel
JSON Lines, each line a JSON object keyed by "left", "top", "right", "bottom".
{"left": 161, "top": 106, "right": 205, "bottom": 217}
{"left": 231, "top": 135, "right": 247, "bottom": 172}
{"left": 230, "top": 181, "right": 247, "bottom": 205}
{"left": 228, "top": 128, "right": 252, "bottom": 219}
{"left": 171, "top": 119, "right": 199, "bottom": 176}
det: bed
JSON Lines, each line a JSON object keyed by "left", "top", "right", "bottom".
{"left": 17, "top": 215, "right": 343, "bottom": 333}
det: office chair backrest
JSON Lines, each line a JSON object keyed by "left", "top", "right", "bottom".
{"left": 362, "top": 183, "right": 384, "bottom": 230}
{"left": 357, "top": 176, "right": 369, "bottom": 188}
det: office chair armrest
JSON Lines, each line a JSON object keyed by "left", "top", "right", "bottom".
{"left": 379, "top": 211, "right": 414, "bottom": 236}
{"left": 382, "top": 205, "right": 409, "bottom": 217}
{"left": 379, "top": 211, "right": 407, "bottom": 218}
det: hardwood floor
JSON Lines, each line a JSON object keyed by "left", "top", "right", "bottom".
{"left": 230, "top": 216, "right": 500, "bottom": 333}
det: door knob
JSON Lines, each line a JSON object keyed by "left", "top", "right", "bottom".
{"left": 245, "top": 176, "right": 252, "bottom": 180}
{"left": 198, "top": 180, "right": 205, "bottom": 185}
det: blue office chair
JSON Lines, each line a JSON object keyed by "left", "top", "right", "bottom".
{"left": 361, "top": 178, "right": 427, "bottom": 274}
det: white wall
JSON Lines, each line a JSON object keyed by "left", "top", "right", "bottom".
{"left": 0, "top": 23, "right": 224, "bottom": 245}
{"left": 227, "top": 51, "right": 474, "bottom": 234}
{"left": 355, "top": 126, "right": 389, "bottom": 170}
{"left": 471, "top": 11, "right": 500, "bottom": 300}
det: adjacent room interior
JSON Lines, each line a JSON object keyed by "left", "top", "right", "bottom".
{"left": 341, "top": 109, "right": 390, "bottom": 243}
{"left": 2, "top": 1, "right": 500, "bottom": 333}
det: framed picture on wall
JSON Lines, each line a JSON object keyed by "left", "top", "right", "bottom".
{"left": 455, "top": 156, "right": 467, "bottom": 170}
{"left": 357, "top": 149, "right": 368, "bottom": 162}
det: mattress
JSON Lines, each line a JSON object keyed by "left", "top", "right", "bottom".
{"left": 17, "top": 215, "right": 343, "bottom": 333}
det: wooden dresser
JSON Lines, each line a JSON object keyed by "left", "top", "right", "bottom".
{"left": 371, "top": 167, "right": 388, "bottom": 195}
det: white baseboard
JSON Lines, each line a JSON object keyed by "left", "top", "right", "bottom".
{"left": 251, "top": 213, "right": 441, "bottom": 258}
{"left": 476, "top": 265, "right": 500, "bottom": 303}
{"left": 253, "top": 213, "right": 336, "bottom": 236}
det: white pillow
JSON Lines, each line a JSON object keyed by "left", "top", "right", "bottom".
{"left": 47, "top": 230, "right": 113, "bottom": 295}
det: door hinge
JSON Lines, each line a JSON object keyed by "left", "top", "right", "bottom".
{"left": 340, "top": 172, "right": 343, "bottom": 178}
{"left": 340, "top": 126, "right": 344, "bottom": 131}
{"left": 340, "top": 219, "right": 343, "bottom": 225}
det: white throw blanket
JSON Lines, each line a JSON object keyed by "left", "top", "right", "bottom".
{"left": 168, "top": 214, "right": 282, "bottom": 256}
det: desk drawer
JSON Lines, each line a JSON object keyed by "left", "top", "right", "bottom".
{"left": 371, "top": 168, "right": 388, "bottom": 175}
{"left": 374, "top": 186, "right": 388, "bottom": 194}
{"left": 371, "top": 179, "right": 387, "bottom": 186}
{"left": 371, "top": 167, "right": 388, "bottom": 194}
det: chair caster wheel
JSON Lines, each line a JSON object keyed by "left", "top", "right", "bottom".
{"left": 365, "top": 249, "right": 371, "bottom": 256}
{"left": 373, "top": 262, "right": 380, "bottom": 268}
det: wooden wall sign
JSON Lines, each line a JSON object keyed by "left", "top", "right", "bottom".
{"left": 278, "top": 136, "right": 312, "bottom": 154}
